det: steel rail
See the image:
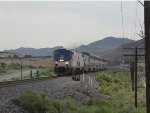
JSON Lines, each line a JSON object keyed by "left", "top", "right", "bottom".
{"left": 0, "top": 76, "right": 60, "bottom": 88}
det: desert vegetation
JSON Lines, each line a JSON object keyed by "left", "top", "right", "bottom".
{"left": 0, "top": 58, "right": 53, "bottom": 74}
{"left": 95, "top": 71, "right": 146, "bottom": 113}
{"left": 11, "top": 70, "right": 146, "bottom": 113}
{"left": 39, "top": 68, "right": 55, "bottom": 77}
{"left": 0, "top": 58, "right": 54, "bottom": 82}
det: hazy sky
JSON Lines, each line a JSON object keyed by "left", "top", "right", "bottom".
{"left": 0, "top": 1, "right": 144, "bottom": 50}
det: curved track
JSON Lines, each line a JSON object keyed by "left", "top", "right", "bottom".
{"left": 0, "top": 76, "right": 60, "bottom": 88}
{"left": 0, "top": 72, "right": 94, "bottom": 88}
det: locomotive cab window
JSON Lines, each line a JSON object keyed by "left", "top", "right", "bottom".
{"left": 54, "top": 49, "right": 72, "bottom": 61}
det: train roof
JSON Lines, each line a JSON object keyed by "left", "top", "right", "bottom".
{"left": 82, "top": 52, "right": 103, "bottom": 60}
{"left": 82, "top": 52, "right": 90, "bottom": 56}
{"left": 54, "top": 48, "right": 69, "bottom": 51}
{"left": 54, "top": 48, "right": 105, "bottom": 61}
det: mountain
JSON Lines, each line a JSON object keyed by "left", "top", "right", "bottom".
{"left": 2, "top": 37, "right": 134, "bottom": 57}
{"left": 75, "top": 37, "right": 134, "bottom": 53}
{"left": 96, "top": 39, "right": 144, "bottom": 61}
{"left": 4, "top": 46, "right": 64, "bottom": 57}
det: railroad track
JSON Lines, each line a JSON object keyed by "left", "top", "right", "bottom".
{"left": 0, "top": 74, "right": 83, "bottom": 88}
{"left": 0, "top": 72, "right": 99, "bottom": 88}
{"left": 0, "top": 76, "right": 60, "bottom": 88}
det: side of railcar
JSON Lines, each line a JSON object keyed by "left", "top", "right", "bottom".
{"left": 71, "top": 51, "right": 84, "bottom": 74}
{"left": 53, "top": 48, "right": 107, "bottom": 75}
{"left": 94, "top": 55, "right": 100, "bottom": 72}
{"left": 102, "top": 60, "right": 108, "bottom": 70}
{"left": 97, "top": 57, "right": 101, "bottom": 71}
{"left": 89, "top": 54, "right": 104, "bottom": 72}
{"left": 82, "top": 52, "right": 90, "bottom": 73}
{"left": 89, "top": 54, "right": 97, "bottom": 72}
{"left": 89, "top": 54, "right": 93, "bottom": 72}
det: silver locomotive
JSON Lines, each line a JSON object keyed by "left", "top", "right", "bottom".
{"left": 53, "top": 49, "right": 106, "bottom": 75}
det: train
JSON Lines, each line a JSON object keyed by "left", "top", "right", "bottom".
{"left": 53, "top": 48, "right": 107, "bottom": 75}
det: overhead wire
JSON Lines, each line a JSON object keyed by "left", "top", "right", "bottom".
{"left": 138, "top": 0, "right": 145, "bottom": 39}
{"left": 120, "top": 1, "right": 126, "bottom": 59}
{"left": 120, "top": 1, "right": 125, "bottom": 62}
{"left": 120, "top": 1, "right": 126, "bottom": 73}
{"left": 121, "top": 1, "right": 125, "bottom": 43}
{"left": 133, "top": 1, "right": 138, "bottom": 41}
{"left": 138, "top": 0, "right": 144, "bottom": 7}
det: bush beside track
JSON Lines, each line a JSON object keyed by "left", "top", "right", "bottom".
{"left": 11, "top": 70, "right": 146, "bottom": 113}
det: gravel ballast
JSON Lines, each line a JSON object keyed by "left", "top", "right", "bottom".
{"left": 0, "top": 72, "right": 106, "bottom": 113}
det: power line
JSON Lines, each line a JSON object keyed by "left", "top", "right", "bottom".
{"left": 120, "top": 0, "right": 125, "bottom": 59}
{"left": 121, "top": 1, "right": 125, "bottom": 40}
{"left": 136, "top": 1, "right": 145, "bottom": 39}
{"left": 133, "top": 1, "right": 138, "bottom": 41}
{"left": 138, "top": 0, "right": 144, "bottom": 7}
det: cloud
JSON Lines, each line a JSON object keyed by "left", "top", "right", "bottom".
{"left": 0, "top": 1, "right": 144, "bottom": 50}
{"left": 0, "top": 8, "right": 106, "bottom": 50}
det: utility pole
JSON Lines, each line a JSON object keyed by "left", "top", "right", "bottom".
{"left": 20, "top": 58, "right": 23, "bottom": 80}
{"left": 144, "top": 1, "right": 150, "bottom": 113}
{"left": 135, "top": 47, "right": 137, "bottom": 108}
{"left": 130, "top": 61, "right": 135, "bottom": 91}
{"left": 124, "top": 47, "right": 144, "bottom": 108}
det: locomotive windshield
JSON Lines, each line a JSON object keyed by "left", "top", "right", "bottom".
{"left": 54, "top": 49, "right": 72, "bottom": 61}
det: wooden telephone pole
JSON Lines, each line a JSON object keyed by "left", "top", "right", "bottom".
{"left": 135, "top": 47, "right": 138, "bottom": 108}
{"left": 130, "top": 61, "right": 135, "bottom": 91}
{"left": 145, "top": 1, "right": 150, "bottom": 113}
{"left": 124, "top": 47, "right": 144, "bottom": 108}
{"left": 20, "top": 58, "right": 23, "bottom": 80}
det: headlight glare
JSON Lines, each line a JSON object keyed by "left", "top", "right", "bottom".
{"left": 65, "top": 61, "right": 69, "bottom": 64}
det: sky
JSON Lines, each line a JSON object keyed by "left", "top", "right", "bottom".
{"left": 0, "top": 1, "right": 144, "bottom": 51}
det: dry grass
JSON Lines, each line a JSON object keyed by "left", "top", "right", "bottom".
{"left": 0, "top": 52, "right": 22, "bottom": 57}
{"left": 0, "top": 58, "right": 53, "bottom": 68}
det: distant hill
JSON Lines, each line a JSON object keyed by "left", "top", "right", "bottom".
{"left": 0, "top": 52, "right": 23, "bottom": 57}
{"left": 75, "top": 37, "right": 134, "bottom": 53}
{"left": 1, "top": 37, "right": 135, "bottom": 57}
{"left": 3, "top": 46, "right": 64, "bottom": 57}
{"left": 96, "top": 39, "right": 144, "bottom": 61}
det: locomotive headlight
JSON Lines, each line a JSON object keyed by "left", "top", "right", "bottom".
{"left": 65, "top": 61, "right": 69, "bottom": 65}
{"left": 60, "top": 59, "right": 64, "bottom": 62}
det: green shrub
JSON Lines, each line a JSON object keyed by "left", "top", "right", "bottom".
{"left": 11, "top": 77, "right": 21, "bottom": 81}
{"left": 94, "top": 106, "right": 115, "bottom": 113}
{"left": 12, "top": 70, "right": 146, "bottom": 113}
{"left": 11, "top": 91, "right": 50, "bottom": 113}
{"left": 96, "top": 71, "right": 146, "bottom": 113}
{"left": 0, "top": 62, "right": 6, "bottom": 68}
{"left": 7, "top": 63, "right": 20, "bottom": 70}
{"left": 99, "top": 86, "right": 112, "bottom": 95}
{"left": 23, "top": 65, "right": 36, "bottom": 69}
{"left": 76, "top": 106, "right": 91, "bottom": 113}
{"left": 39, "top": 68, "right": 54, "bottom": 77}
{"left": 96, "top": 73, "right": 113, "bottom": 83}
{"left": 113, "top": 77, "right": 121, "bottom": 84}
{"left": 12, "top": 91, "right": 78, "bottom": 113}
{"left": 0, "top": 67, "right": 6, "bottom": 73}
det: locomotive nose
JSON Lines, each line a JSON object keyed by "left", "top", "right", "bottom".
{"left": 55, "top": 61, "right": 70, "bottom": 67}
